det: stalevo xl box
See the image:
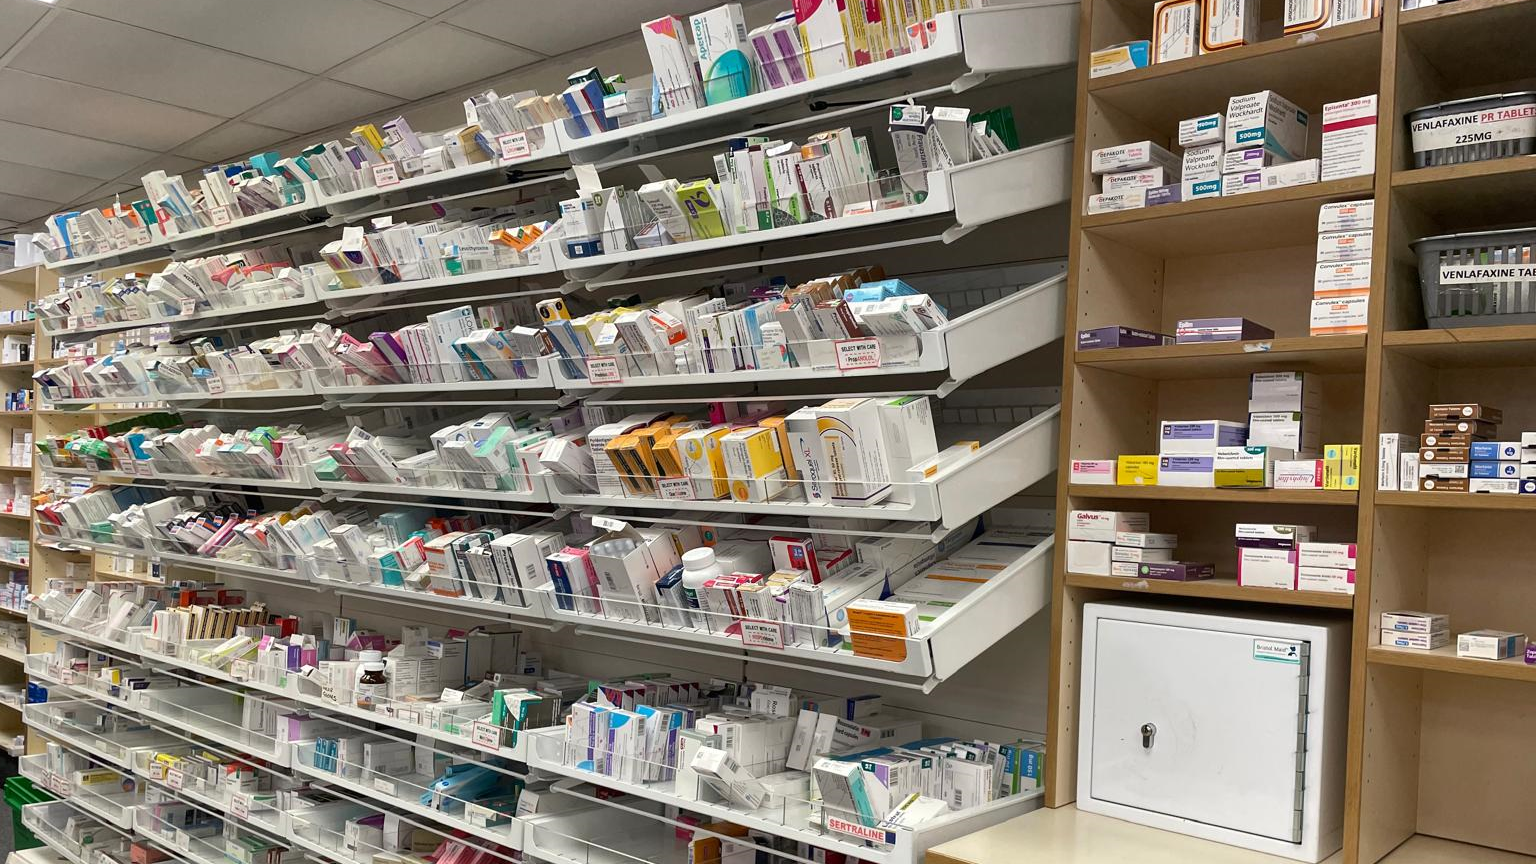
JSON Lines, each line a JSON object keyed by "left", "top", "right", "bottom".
{"left": 815, "top": 398, "right": 892, "bottom": 505}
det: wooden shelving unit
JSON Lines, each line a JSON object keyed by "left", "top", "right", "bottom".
{"left": 1049, "top": 0, "right": 1536, "bottom": 862}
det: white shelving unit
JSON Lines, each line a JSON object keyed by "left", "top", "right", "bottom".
{"left": 21, "top": 6, "right": 1079, "bottom": 864}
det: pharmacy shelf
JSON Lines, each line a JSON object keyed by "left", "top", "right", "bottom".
{"left": 563, "top": 2, "right": 1078, "bottom": 163}
{"left": 1400, "top": 0, "right": 1536, "bottom": 27}
{"left": 1379, "top": 835, "right": 1536, "bottom": 864}
{"left": 0, "top": 642, "right": 24, "bottom": 663}
{"left": 0, "top": 320, "right": 35, "bottom": 334}
{"left": 22, "top": 802, "right": 132, "bottom": 864}
{"left": 30, "top": 537, "right": 303, "bottom": 587}
{"left": 1390, "top": 157, "right": 1536, "bottom": 229}
{"left": 314, "top": 365, "right": 556, "bottom": 399}
{"left": 550, "top": 407, "right": 1058, "bottom": 528}
{"left": 521, "top": 799, "right": 691, "bottom": 864}
{"left": 290, "top": 742, "right": 526, "bottom": 850}
{"left": 0, "top": 509, "right": 29, "bottom": 521}
{"left": 1074, "top": 334, "right": 1367, "bottom": 379}
{"left": 542, "top": 537, "right": 1053, "bottom": 690}
{"left": 1080, "top": 176, "right": 1376, "bottom": 256}
{"left": 0, "top": 602, "right": 27, "bottom": 617}
{"left": 559, "top": 139, "right": 1072, "bottom": 279}
{"left": 1368, "top": 644, "right": 1536, "bottom": 683}
{"left": 313, "top": 251, "right": 560, "bottom": 307}
{"left": 39, "top": 290, "right": 322, "bottom": 340}
{"left": 23, "top": 701, "right": 178, "bottom": 770}
{"left": 1067, "top": 484, "right": 1360, "bottom": 505}
{"left": 1086, "top": 19, "right": 1382, "bottom": 126}
{"left": 524, "top": 734, "right": 1041, "bottom": 864}
{"left": 136, "top": 470, "right": 319, "bottom": 493}
{"left": 29, "top": 614, "right": 535, "bottom": 765}
{"left": 310, "top": 572, "right": 546, "bottom": 623}
{"left": 0, "top": 360, "right": 32, "bottom": 370}
{"left": 132, "top": 754, "right": 285, "bottom": 839}
{"left": 554, "top": 275, "right": 1066, "bottom": 391}
{"left": 0, "top": 557, "right": 25, "bottom": 568}
{"left": 1384, "top": 325, "right": 1536, "bottom": 368}
{"left": 0, "top": 461, "right": 32, "bottom": 471}
{"left": 1374, "top": 491, "right": 1536, "bottom": 511}
{"left": 1064, "top": 572, "right": 1354, "bottom": 609}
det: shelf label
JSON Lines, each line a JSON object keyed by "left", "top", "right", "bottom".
{"left": 656, "top": 477, "right": 694, "bottom": 500}
{"left": 372, "top": 162, "right": 401, "bottom": 188}
{"left": 65, "top": 316, "right": 80, "bottom": 332}
{"left": 834, "top": 338, "right": 882, "bottom": 371}
{"left": 81, "top": 313, "right": 96, "bottom": 328}
{"left": 229, "top": 792, "right": 252, "bottom": 821}
{"left": 585, "top": 357, "right": 623, "bottom": 385}
{"left": 210, "top": 207, "right": 232, "bottom": 227}
{"left": 826, "top": 816, "right": 896, "bottom": 845}
{"left": 739, "top": 620, "right": 785, "bottom": 650}
{"left": 166, "top": 767, "right": 185, "bottom": 790}
{"left": 47, "top": 771, "right": 68, "bottom": 795}
{"left": 206, "top": 376, "right": 226, "bottom": 396}
{"left": 498, "top": 132, "right": 531, "bottom": 161}
{"left": 230, "top": 659, "right": 253, "bottom": 680}
{"left": 180, "top": 298, "right": 197, "bottom": 316}
{"left": 372, "top": 776, "right": 397, "bottom": 796}
{"left": 125, "top": 307, "right": 144, "bottom": 321}
{"left": 469, "top": 719, "right": 504, "bottom": 752}
{"left": 400, "top": 156, "right": 423, "bottom": 175}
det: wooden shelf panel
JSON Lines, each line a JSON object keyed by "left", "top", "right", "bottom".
{"left": 1080, "top": 177, "right": 1376, "bottom": 257}
{"left": 1380, "top": 834, "right": 1536, "bottom": 864}
{"left": 1376, "top": 490, "right": 1536, "bottom": 510}
{"left": 1087, "top": 20, "right": 1384, "bottom": 129}
{"left": 1076, "top": 335, "right": 1367, "bottom": 379}
{"left": 1068, "top": 484, "right": 1360, "bottom": 505}
{"left": 1067, "top": 572, "right": 1354, "bottom": 608}
{"left": 1386, "top": 325, "right": 1536, "bottom": 367}
{"left": 1398, "top": 0, "right": 1536, "bottom": 94}
{"left": 1392, "top": 157, "right": 1536, "bottom": 231}
{"left": 1369, "top": 644, "right": 1536, "bottom": 683}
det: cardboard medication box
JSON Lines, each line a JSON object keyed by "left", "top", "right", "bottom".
{"left": 1159, "top": 420, "right": 1249, "bottom": 454}
{"left": 1275, "top": 458, "right": 1324, "bottom": 489}
{"left": 1250, "top": 372, "right": 1321, "bottom": 412}
{"left": 1297, "top": 565, "right": 1355, "bottom": 594}
{"left": 1068, "top": 510, "right": 1151, "bottom": 542}
{"left": 1153, "top": 0, "right": 1200, "bottom": 61}
{"left": 1381, "top": 628, "right": 1449, "bottom": 650}
{"left": 1178, "top": 114, "right": 1225, "bottom": 147}
{"left": 1214, "top": 445, "right": 1292, "bottom": 487}
{"left": 1457, "top": 629, "right": 1526, "bottom": 660}
{"left": 1067, "top": 540, "right": 1113, "bottom": 575}
{"left": 1238, "top": 547, "right": 1298, "bottom": 589}
{"left": 1319, "top": 200, "right": 1375, "bottom": 233}
{"left": 1158, "top": 455, "right": 1214, "bottom": 487}
{"left": 1321, "top": 95, "right": 1378, "bottom": 181}
{"left": 1089, "top": 41, "right": 1151, "bottom": 78}
{"left": 1382, "top": 610, "right": 1448, "bottom": 633}
{"left": 1070, "top": 459, "right": 1116, "bottom": 485}
{"left": 1090, "top": 141, "right": 1180, "bottom": 175}
{"left": 1116, "top": 455, "right": 1159, "bottom": 485}
{"left": 1226, "top": 90, "right": 1310, "bottom": 160}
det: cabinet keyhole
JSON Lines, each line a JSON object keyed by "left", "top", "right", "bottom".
{"left": 1141, "top": 723, "right": 1156, "bottom": 749}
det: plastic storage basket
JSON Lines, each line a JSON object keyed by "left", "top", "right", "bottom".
{"left": 1413, "top": 228, "right": 1536, "bottom": 327}
{"left": 1407, "top": 92, "right": 1536, "bottom": 167}
{"left": 4, "top": 775, "right": 54, "bottom": 850}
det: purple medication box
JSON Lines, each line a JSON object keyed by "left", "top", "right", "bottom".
{"left": 1077, "top": 325, "right": 1170, "bottom": 351}
{"left": 1174, "top": 317, "right": 1275, "bottom": 344}
{"left": 1145, "top": 184, "right": 1182, "bottom": 207}
{"left": 1138, "top": 562, "right": 1216, "bottom": 582}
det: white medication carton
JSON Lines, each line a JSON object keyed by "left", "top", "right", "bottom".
{"left": 1457, "top": 629, "right": 1526, "bottom": 660}
{"left": 1183, "top": 142, "right": 1223, "bottom": 183}
{"left": 1067, "top": 540, "right": 1112, "bottom": 575}
{"left": 1090, "top": 141, "right": 1180, "bottom": 175}
{"left": 1317, "top": 229, "right": 1374, "bottom": 263}
{"left": 1070, "top": 459, "right": 1117, "bottom": 485}
{"left": 1237, "top": 547, "right": 1297, "bottom": 590}
{"left": 1321, "top": 95, "right": 1379, "bottom": 181}
{"left": 1249, "top": 372, "right": 1321, "bottom": 412}
{"left": 1069, "top": 510, "right": 1151, "bottom": 542}
{"left": 1178, "top": 114, "right": 1225, "bottom": 147}
{"left": 1318, "top": 200, "right": 1375, "bottom": 233}
{"left": 1382, "top": 629, "right": 1449, "bottom": 650}
{"left": 1381, "top": 610, "right": 1449, "bottom": 633}
{"left": 1202, "top": 0, "right": 1259, "bottom": 51}
{"left": 1226, "top": 90, "right": 1310, "bottom": 161}
{"left": 1297, "top": 566, "right": 1355, "bottom": 594}
{"left": 1153, "top": 0, "right": 1200, "bottom": 62}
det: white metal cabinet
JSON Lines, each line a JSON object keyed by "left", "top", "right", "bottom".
{"left": 1077, "top": 603, "right": 1348, "bottom": 863}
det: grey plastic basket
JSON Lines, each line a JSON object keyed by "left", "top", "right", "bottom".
{"left": 1406, "top": 92, "right": 1536, "bottom": 168}
{"left": 1413, "top": 228, "right": 1536, "bottom": 327}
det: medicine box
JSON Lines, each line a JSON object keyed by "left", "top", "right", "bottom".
{"left": 1382, "top": 610, "right": 1449, "bottom": 633}
{"left": 1068, "top": 510, "right": 1151, "bottom": 542}
{"left": 1182, "top": 178, "right": 1223, "bottom": 200}
{"left": 1317, "top": 230, "right": 1373, "bottom": 263}
{"left": 1235, "top": 522, "right": 1315, "bottom": 549}
{"left": 1429, "top": 403, "right": 1502, "bottom": 422}
{"left": 1152, "top": 0, "right": 1199, "bottom": 62}
{"left": 1249, "top": 372, "right": 1321, "bottom": 412}
{"left": 1077, "top": 325, "right": 1169, "bottom": 351}
{"left": 1089, "top": 41, "right": 1151, "bottom": 78}
{"left": 1310, "top": 293, "right": 1369, "bottom": 337}
{"left": 1087, "top": 191, "right": 1147, "bottom": 214}
{"left": 1115, "top": 531, "right": 1179, "bottom": 549}
{"left": 1321, "top": 95, "right": 1378, "bottom": 182}
{"left": 1470, "top": 462, "right": 1519, "bottom": 479}
{"left": 1318, "top": 200, "right": 1375, "bottom": 233}
{"left": 1111, "top": 546, "right": 1174, "bottom": 563}
{"left": 1297, "top": 566, "right": 1355, "bottom": 595}
{"left": 1420, "top": 476, "right": 1468, "bottom": 492}
{"left": 1226, "top": 90, "right": 1310, "bottom": 161}
{"left": 1145, "top": 184, "right": 1183, "bottom": 206}
{"left": 1297, "top": 542, "right": 1357, "bottom": 569}
{"left": 1202, "top": 0, "right": 1259, "bottom": 51}
{"left": 1471, "top": 442, "right": 1521, "bottom": 461}
{"left": 1249, "top": 411, "right": 1320, "bottom": 455}
{"left": 1067, "top": 540, "right": 1113, "bottom": 575}
{"left": 1471, "top": 478, "right": 1521, "bottom": 494}
{"left": 1275, "top": 459, "right": 1324, "bottom": 489}
{"left": 1182, "top": 142, "right": 1223, "bottom": 183}
{"left": 1381, "top": 629, "right": 1450, "bottom": 650}
{"left": 1090, "top": 141, "right": 1180, "bottom": 175}
{"left": 1178, "top": 114, "right": 1225, "bottom": 147}
{"left": 1314, "top": 260, "right": 1372, "bottom": 296}
{"left": 1457, "top": 629, "right": 1526, "bottom": 660}
{"left": 1159, "top": 455, "right": 1215, "bottom": 487}
{"left": 1159, "top": 420, "right": 1248, "bottom": 454}
{"left": 1070, "top": 459, "right": 1117, "bottom": 485}
{"left": 1103, "top": 167, "right": 1176, "bottom": 194}
{"left": 1222, "top": 147, "right": 1283, "bottom": 175}
{"left": 1378, "top": 433, "right": 1405, "bottom": 491}
{"left": 1117, "top": 456, "right": 1159, "bottom": 485}
{"left": 1220, "top": 170, "right": 1265, "bottom": 196}
{"left": 1262, "top": 159, "right": 1320, "bottom": 190}
{"left": 1137, "top": 562, "right": 1215, "bottom": 581}
{"left": 1214, "top": 445, "right": 1292, "bottom": 487}
{"left": 1237, "top": 547, "right": 1298, "bottom": 590}
{"left": 1175, "top": 317, "right": 1275, "bottom": 343}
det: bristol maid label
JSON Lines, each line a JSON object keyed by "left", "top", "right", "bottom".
{"left": 1254, "top": 638, "right": 1302, "bottom": 664}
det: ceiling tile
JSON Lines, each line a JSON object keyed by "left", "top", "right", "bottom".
{"left": 0, "top": 192, "right": 65, "bottom": 224}
{"left": 331, "top": 23, "right": 541, "bottom": 100}
{"left": 0, "top": 160, "right": 102, "bottom": 203}
{"left": 174, "top": 121, "right": 291, "bottom": 162}
{"left": 11, "top": 12, "right": 308, "bottom": 116}
{"left": 374, "top": 0, "right": 465, "bottom": 16}
{"left": 0, "top": 120, "right": 156, "bottom": 180}
{"left": 0, "top": 70, "right": 223, "bottom": 152}
{"left": 244, "top": 79, "right": 402, "bottom": 134}
{"left": 0, "top": 0, "right": 46, "bottom": 55}
{"left": 66, "top": 0, "right": 423, "bottom": 75}
{"left": 449, "top": 0, "right": 715, "bottom": 55}
{"left": 117, "top": 154, "right": 206, "bottom": 186}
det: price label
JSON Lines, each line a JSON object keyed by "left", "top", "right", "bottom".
{"left": 166, "top": 767, "right": 184, "bottom": 790}
{"left": 65, "top": 316, "right": 80, "bottom": 332}
{"left": 400, "top": 156, "right": 423, "bottom": 175}
{"left": 372, "top": 776, "right": 397, "bottom": 796}
{"left": 210, "top": 208, "right": 232, "bottom": 227}
{"left": 470, "top": 719, "right": 504, "bottom": 752}
{"left": 206, "top": 376, "right": 226, "bottom": 396}
{"left": 125, "top": 307, "right": 144, "bottom": 321}
{"left": 497, "top": 132, "right": 531, "bottom": 161}
{"left": 739, "top": 620, "right": 786, "bottom": 650}
{"left": 834, "top": 337, "right": 882, "bottom": 371}
{"left": 372, "top": 163, "right": 401, "bottom": 188}
{"left": 47, "top": 771, "right": 68, "bottom": 795}
{"left": 656, "top": 477, "right": 695, "bottom": 500}
{"left": 112, "top": 236, "right": 129, "bottom": 251}
{"left": 180, "top": 298, "right": 197, "bottom": 316}
{"left": 229, "top": 792, "right": 252, "bottom": 821}
{"left": 229, "top": 659, "right": 252, "bottom": 681}
{"left": 585, "top": 357, "right": 623, "bottom": 385}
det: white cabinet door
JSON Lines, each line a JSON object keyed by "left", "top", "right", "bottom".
{"left": 1089, "top": 618, "right": 1307, "bottom": 842}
